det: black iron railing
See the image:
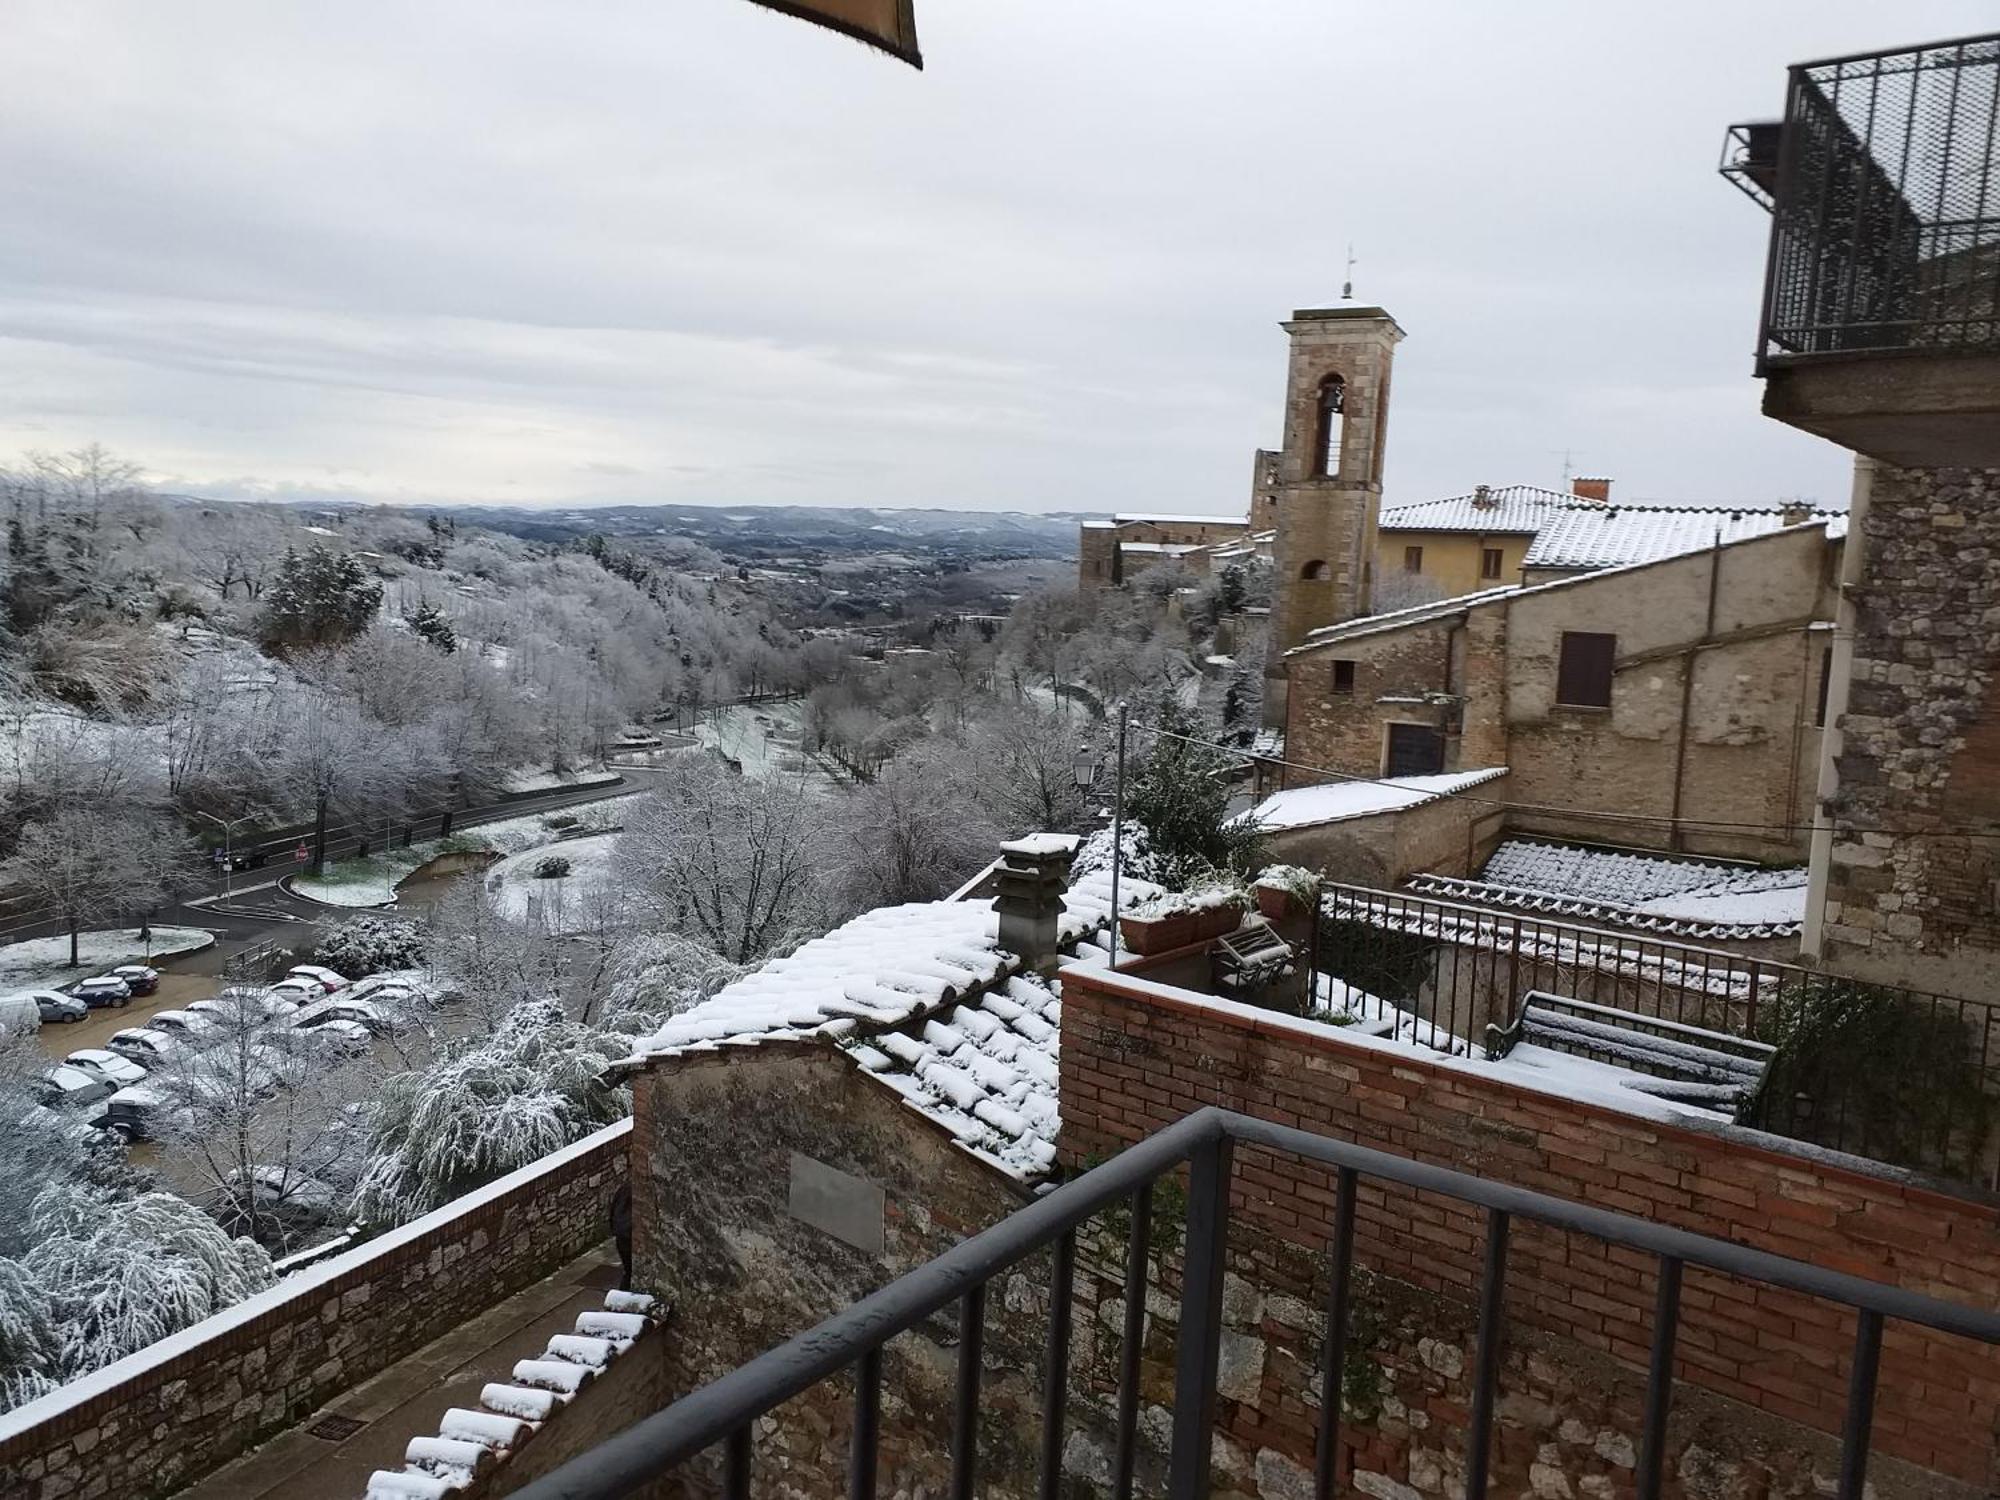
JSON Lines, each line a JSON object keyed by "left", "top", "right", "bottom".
{"left": 511, "top": 1106, "right": 2000, "bottom": 1500}
{"left": 1736, "top": 31, "right": 2000, "bottom": 367}
{"left": 1312, "top": 882, "right": 2000, "bottom": 1183}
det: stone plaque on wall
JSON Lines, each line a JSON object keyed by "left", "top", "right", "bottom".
{"left": 788, "top": 1151, "right": 886, "bottom": 1256}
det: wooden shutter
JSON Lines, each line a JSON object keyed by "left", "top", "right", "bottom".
{"left": 1556, "top": 631, "right": 1616, "bottom": 707}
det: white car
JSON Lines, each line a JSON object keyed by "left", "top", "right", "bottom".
{"left": 147, "top": 1010, "right": 218, "bottom": 1042}
{"left": 189, "top": 994, "right": 297, "bottom": 1024}
{"left": 267, "top": 977, "right": 328, "bottom": 1004}
{"left": 278, "top": 1017, "right": 372, "bottom": 1058}
{"left": 65, "top": 1049, "right": 149, "bottom": 1088}
{"left": 286, "top": 965, "right": 349, "bottom": 993}
{"left": 293, "top": 997, "right": 390, "bottom": 1036}
{"left": 106, "top": 1028, "right": 180, "bottom": 1064}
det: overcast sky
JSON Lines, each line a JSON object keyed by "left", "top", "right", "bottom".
{"left": 4, "top": 3, "right": 1990, "bottom": 516}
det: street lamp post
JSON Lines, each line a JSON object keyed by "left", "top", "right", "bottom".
{"left": 1105, "top": 706, "right": 1129, "bottom": 967}
{"left": 195, "top": 812, "right": 243, "bottom": 899}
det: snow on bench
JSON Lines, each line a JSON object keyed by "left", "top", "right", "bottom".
{"left": 1485, "top": 991, "right": 1774, "bottom": 1109}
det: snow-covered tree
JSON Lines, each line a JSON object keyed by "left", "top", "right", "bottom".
{"left": 313, "top": 914, "right": 427, "bottom": 977}
{"left": 0, "top": 807, "right": 199, "bottom": 967}
{"left": 257, "top": 546, "right": 383, "bottom": 653}
{"left": 1125, "top": 698, "right": 1260, "bottom": 888}
{"left": 353, "top": 1000, "right": 629, "bottom": 1227}
{"left": 405, "top": 600, "right": 458, "bottom": 655}
{"left": 969, "top": 700, "right": 1101, "bottom": 836}
{"left": 616, "top": 759, "right": 832, "bottom": 964}
{"left": 835, "top": 743, "right": 997, "bottom": 911}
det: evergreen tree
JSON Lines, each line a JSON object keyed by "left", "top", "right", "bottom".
{"left": 406, "top": 599, "right": 458, "bottom": 655}
{"left": 256, "top": 545, "right": 384, "bottom": 652}
{"left": 1125, "top": 697, "right": 1260, "bottom": 887}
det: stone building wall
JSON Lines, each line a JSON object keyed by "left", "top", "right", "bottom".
{"left": 1814, "top": 464, "right": 2000, "bottom": 998}
{"left": 0, "top": 1122, "right": 630, "bottom": 1500}
{"left": 1057, "top": 967, "right": 1998, "bottom": 1498}
{"left": 1256, "top": 782, "right": 1509, "bottom": 891}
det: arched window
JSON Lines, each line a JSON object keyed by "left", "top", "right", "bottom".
{"left": 1314, "top": 374, "right": 1346, "bottom": 479}
{"left": 1301, "top": 559, "right": 1331, "bottom": 581}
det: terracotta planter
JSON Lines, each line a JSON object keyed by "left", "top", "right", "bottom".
{"left": 1118, "top": 899, "right": 1244, "bottom": 956}
{"left": 1255, "top": 884, "right": 1305, "bottom": 922}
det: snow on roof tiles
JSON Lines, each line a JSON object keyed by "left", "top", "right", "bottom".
{"left": 1112, "top": 512, "right": 1248, "bottom": 526}
{"left": 1287, "top": 585, "right": 1518, "bottom": 655}
{"left": 629, "top": 867, "right": 1150, "bottom": 1183}
{"left": 1238, "top": 769, "right": 1507, "bottom": 833}
{"left": 1378, "top": 485, "right": 1575, "bottom": 535}
{"left": 1406, "top": 838, "right": 1808, "bottom": 940}
{"left": 1521, "top": 505, "right": 1844, "bottom": 571}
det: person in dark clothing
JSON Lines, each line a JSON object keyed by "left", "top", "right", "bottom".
{"left": 610, "top": 1183, "right": 633, "bottom": 1290}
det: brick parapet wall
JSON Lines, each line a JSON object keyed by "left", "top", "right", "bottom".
{"left": 1057, "top": 966, "right": 2000, "bottom": 1492}
{"left": 0, "top": 1122, "right": 629, "bottom": 1500}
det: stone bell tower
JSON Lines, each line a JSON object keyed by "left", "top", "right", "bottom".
{"left": 1264, "top": 306, "right": 1405, "bottom": 725}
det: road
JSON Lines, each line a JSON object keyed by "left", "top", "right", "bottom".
{"left": 0, "top": 768, "right": 669, "bottom": 955}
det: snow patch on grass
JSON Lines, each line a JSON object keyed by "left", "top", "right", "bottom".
{"left": 0, "top": 927, "right": 215, "bottom": 988}
{"left": 499, "top": 767, "right": 622, "bottom": 794}
{"left": 484, "top": 833, "right": 622, "bottom": 929}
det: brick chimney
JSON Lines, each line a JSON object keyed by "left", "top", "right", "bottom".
{"left": 1571, "top": 476, "right": 1612, "bottom": 503}
{"left": 992, "top": 834, "right": 1079, "bottom": 975}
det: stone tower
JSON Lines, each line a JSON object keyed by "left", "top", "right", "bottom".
{"left": 1264, "top": 306, "right": 1405, "bottom": 724}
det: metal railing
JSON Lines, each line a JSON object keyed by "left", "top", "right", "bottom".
{"left": 1313, "top": 883, "right": 2000, "bottom": 1183}
{"left": 512, "top": 1106, "right": 2000, "bottom": 1500}
{"left": 1744, "top": 31, "right": 2000, "bottom": 366}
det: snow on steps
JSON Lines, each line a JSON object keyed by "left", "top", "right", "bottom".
{"left": 361, "top": 1291, "right": 659, "bottom": 1498}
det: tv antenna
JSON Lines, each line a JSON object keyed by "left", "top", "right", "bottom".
{"left": 1548, "top": 448, "right": 1585, "bottom": 484}
{"left": 1341, "top": 244, "right": 1357, "bottom": 302}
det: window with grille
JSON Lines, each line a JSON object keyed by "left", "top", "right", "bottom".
{"left": 1556, "top": 631, "right": 1616, "bottom": 708}
{"left": 1481, "top": 547, "right": 1503, "bottom": 580}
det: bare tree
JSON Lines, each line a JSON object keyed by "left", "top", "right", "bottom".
{"left": 0, "top": 808, "right": 197, "bottom": 968}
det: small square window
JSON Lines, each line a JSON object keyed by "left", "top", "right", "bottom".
{"left": 1332, "top": 660, "right": 1356, "bottom": 696}
{"left": 1403, "top": 545, "right": 1424, "bottom": 574}
{"left": 1481, "top": 547, "right": 1504, "bottom": 580}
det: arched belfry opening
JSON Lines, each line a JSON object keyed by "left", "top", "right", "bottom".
{"left": 1301, "top": 559, "right": 1331, "bottom": 581}
{"left": 1314, "top": 374, "right": 1346, "bottom": 479}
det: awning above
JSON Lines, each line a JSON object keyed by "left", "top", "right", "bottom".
{"left": 747, "top": 0, "right": 921, "bottom": 68}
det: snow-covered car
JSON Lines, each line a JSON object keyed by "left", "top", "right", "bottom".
{"left": 147, "top": 1010, "right": 218, "bottom": 1042}
{"left": 109, "top": 964, "right": 161, "bottom": 997}
{"left": 225, "top": 1166, "right": 340, "bottom": 1214}
{"left": 92, "top": 1085, "right": 167, "bottom": 1141}
{"left": 0, "top": 993, "right": 40, "bottom": 1038}
{"left": 105, "top": 1028, "right": 180, "bottom": 1064}
{"left": 33, "top": 990, "right": 89, "bottom": 1024}
{"left": 69, "top": 976, "right": 133, "bottom": 1009}
{"left": 292, "top": 997, "right": 390, "bottom": 1036}
{"left": 285, "top": 965, "right": 349, "bottom": 993}
{"left": 275, "top": 1017, "right": 371, "bottom": 1058}
{"left": 38, "top": 1064, "right": 115, "bottom": 1110}
{"left": 267, "top": 977, "right": 328, "bottom": 1005}
{"left": 188, "top": 993, "right": 297, "bottom": 1024}
{"left": 64, "top": 1048, "right": 148, "bottom": 1088}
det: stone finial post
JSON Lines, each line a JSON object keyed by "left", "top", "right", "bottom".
{"left": 992, "top": 834, "right": 1079, "bottom": 975}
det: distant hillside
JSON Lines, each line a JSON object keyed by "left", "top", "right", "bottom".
{"left": 394, "top": 503, "right": 1092, "bottom": 561}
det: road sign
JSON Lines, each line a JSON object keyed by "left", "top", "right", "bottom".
{"left": 294, "top": 843, "right": 310, "bottom": 863}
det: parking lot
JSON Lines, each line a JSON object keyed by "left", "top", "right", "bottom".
{"left": 34, "top": 967, "right": 227, "bottom": 1057}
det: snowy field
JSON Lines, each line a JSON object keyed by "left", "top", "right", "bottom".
{"left": 693, "top": 700, "right": 835, "bottom": 786}
{"left": 483, "top": 832, "right": 622, "bottom": 929}
{"left": 0, "top": 926, "right": 215, "bottom": 990}
{"left": 499, "top": 767, "right": 623, "bottom": 794}
{"left": 291, "top": 797, "right": 642, "bottom": 908}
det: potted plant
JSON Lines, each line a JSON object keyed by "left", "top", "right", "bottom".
{"left": 1253, "top": 864, "right": 1323, "bottom": 922}
{"left": 1119, "top": 877, "right": 1247, "bottom": 956}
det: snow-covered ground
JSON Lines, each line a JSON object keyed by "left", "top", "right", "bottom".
{"left": 499, "top": 767, "right": 623, "bottom": 794}
{"left": 0, "top": 927, "right": 215, "bottom": 990}
{"left": 693, "top": 701, "right": 833, "bottom": 785}
{"left": 483, "top": 832, "right": 621, "bottom": 928}
{"left": 291, "top": 798, "right": 641, "bottom": 908}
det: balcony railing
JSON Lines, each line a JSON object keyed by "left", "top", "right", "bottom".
{"left": 1314, "top": 881, "right": 2000, "bottom": 1185}
{"left": 1734, "top": 31, "right": 2000, "bottom": 368}
{"left": 511, "top": 1106, "right": 1997, "bottom": 1500}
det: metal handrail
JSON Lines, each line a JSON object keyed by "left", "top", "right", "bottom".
{"left": 511, "top": 1106, "right": 2000, "bottom": 1500}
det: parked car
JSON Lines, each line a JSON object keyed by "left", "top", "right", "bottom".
{"left": 38, "top": 1065, "right": 115, "bottom": 1111}
{"left": 292, "top": 998, "right": 390, "bottom": 1036}
{"left": 189, "top": 993, "right": 297, "bottom": 1025}
{"left": 32, "top": 990, "right": 89, "bottom": 1024}
{"left": 285, "top": 964, "right": 349, "bottom": 993}
{"left": 70, "top": 975, "right": 133, "bottom": 1009}
{"left": 276, "top": 1017, "right": 371, "bottom": 1059}
{"left": 64, "top": 1048, "right": 148, "bottom": 1088}
{"left": 0, "top": 993, "right": 40, "bottom": 1039}
{"left": 147, "top": 1010, "right": 218, "bottom": 1043}
{"left": 93, "top": 1085, "right": 167, "bottom": 1141}
{"left": 105, "top": 1028, "right": 179, "bottom": 1065}
{"left": 267, "top": 977, "right": 328, "bottom": 1005}
{"left": 109, "top": 964, "right": 160, "bottom": 997}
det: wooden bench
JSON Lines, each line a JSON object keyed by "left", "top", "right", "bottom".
{"left": 1484, "top": 991, "right": 1775, "bottom": 1110}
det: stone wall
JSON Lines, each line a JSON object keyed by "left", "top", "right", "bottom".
{"left": 1814, "top": 463, "right": 2000, "bottom": 998}
{"left": 0, "top": 1122, "right": 629, "bottom": 1500}
{"left": 1058, "top": 966, "right": 1998, "bottom": 1498}
{"left": 1258, "top": 783, "right": 1508, "bottom": 891}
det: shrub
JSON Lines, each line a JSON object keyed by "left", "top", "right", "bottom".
{"left": 532, "top": 854, "right": 573, "bottom": 880}
{"left": 312, "top": 914, "right": 427, "bottom": 978}
{"left": 1738, "top": 977, "right": 1993, "bottom": 1176}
